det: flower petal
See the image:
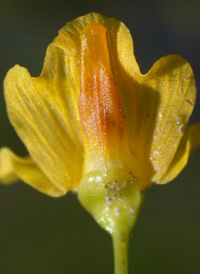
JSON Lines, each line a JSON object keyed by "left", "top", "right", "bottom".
{"left": 53, "top": 12, "right": 140, "bottom": 90}
{"left": 0, "top": 148, "right": 64, "bottom": 197}
{"left": 121, "top": 54, "right": 196, "bottom": 189}
{"left": 143, "top": 55, "right": 196, "bottom": 183}
{"left": 4, "top": 64, "right": 83, "bottom": 193}
{"left": 3, "top": 12, "right": 143, "bottom": 192}
{"left": 160, "top": 123, "right": 200, "bottom": 183}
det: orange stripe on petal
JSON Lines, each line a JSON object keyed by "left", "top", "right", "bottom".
{"left": 79, "top": 22, "right": 127, "bottom": 172}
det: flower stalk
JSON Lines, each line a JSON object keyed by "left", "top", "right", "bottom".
{"left": 112, "top": 231, "right": 129, "bottom": 274}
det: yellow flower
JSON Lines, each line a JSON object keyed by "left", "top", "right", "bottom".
{"left": 1, "top": 12, "right": 200, "bottom": 274}
{"left": 1, "top": 12, "right": 199, "bottom": 195}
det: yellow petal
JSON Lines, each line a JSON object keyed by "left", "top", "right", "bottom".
{"left": 119, "top": 54, "right": 196, "bottom": 189}
{"left": 0, "top": 148, "right": 64, "bottom": 197}
{"left": 4, "top": 64, "right": 82, "bottom": 193}
{"left": 0, "top": 148, "right": 18, "bottom": 184}
{"left": 160, "top": 123, "right": 200, "bottom": 183}
{"left": 54, "top": 12, "right": 140, "bottom": 77}
{"left": 145, "top": 55, "right": 196, "bottom": 183}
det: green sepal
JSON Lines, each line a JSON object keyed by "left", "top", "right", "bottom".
{"left": 78, "top": 168, "right": 142, "bottom": 235}
{"left": 78, "top": 168, "right": 142, "bottom": 273}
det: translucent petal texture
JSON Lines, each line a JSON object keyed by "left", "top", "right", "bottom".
{"left": 4, "top": 64, "right": 83, "bottom": 194}
{"left": 144, "top": 55, "right": 196, "bottom": 183}
{"left": 0, "top": 148, "right": 64, "bottom": 196}
{"left": 161, "top": 123, "right": 200, "bottom": 183}
{"left": 114, "top": 53, "right": 196, "bottom": 188}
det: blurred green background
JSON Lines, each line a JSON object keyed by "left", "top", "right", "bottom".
{"left": 0, "top": 0, "right": 200, "bottom": 273}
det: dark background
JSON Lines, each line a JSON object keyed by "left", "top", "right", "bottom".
{"left": 0, "top": 0, "right": 200, "bottom": 273}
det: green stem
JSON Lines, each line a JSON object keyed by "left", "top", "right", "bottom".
{"left": 112, "top": 231, "right": 129, "bottom": 274}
